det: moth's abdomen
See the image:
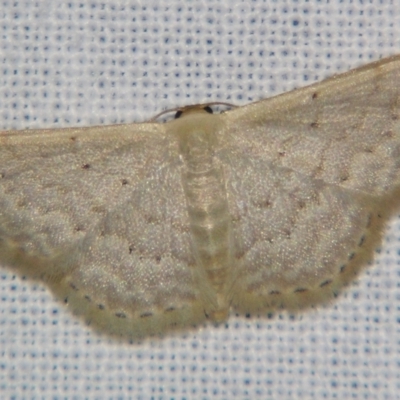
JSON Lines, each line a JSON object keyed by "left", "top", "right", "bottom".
{"left": 179, "top": 126, "right": 232, "bottom": 321}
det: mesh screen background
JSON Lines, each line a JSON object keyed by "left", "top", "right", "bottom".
{"left": 1, "top": 1, "right": 400, "bottom": 399}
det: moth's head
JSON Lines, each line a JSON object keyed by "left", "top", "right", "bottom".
{"left": 174, "top": 105, "right": 213, "bottom": 119}
{"left": 150, "top": 102, "right": 235, "bottom": 123}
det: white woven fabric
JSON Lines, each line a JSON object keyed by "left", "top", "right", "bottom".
{"left": 1, "top": 1, "right": 400, "bottom": 398}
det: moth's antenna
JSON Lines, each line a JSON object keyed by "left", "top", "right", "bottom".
{"left": 150, "top": 102, "right": 237, "bottom": 122}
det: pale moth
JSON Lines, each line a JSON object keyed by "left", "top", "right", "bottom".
{"left": 1, "top": 55, "right": 400, "bottom": 339}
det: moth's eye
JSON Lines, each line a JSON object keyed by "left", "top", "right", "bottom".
{"left": 174, "top": 110, "right": 183, "bottom": 119}
{"left": 204, "top": 106, "right": 213, "bottom": 114}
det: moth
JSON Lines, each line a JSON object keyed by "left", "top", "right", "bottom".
{"left": 1, "top": 55, "right": 400, "bottom": 339}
